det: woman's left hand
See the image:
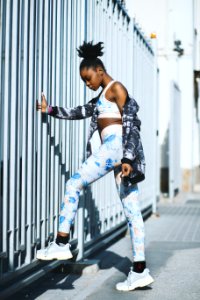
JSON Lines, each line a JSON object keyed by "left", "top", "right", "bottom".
{"left": 121, "top": 163, "right": 133, "bottom": 177}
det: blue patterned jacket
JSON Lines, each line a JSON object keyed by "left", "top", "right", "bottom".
{"left": 47, "top": 93, "right": 145, "bottom": 183}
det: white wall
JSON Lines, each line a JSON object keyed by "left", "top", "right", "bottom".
{"left": 126, "top": 0, "right": 200, "bottom": 189}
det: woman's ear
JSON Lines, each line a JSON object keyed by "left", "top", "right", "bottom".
{"left": 96, "top": 66, "right": 104, "bottom": 75}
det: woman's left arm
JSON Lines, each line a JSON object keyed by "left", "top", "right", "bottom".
{"left": 113, "top": 82, "right": 127, "bottom": 114}
{"left": 113, "top": 82, "right": 133, "bottom": 177}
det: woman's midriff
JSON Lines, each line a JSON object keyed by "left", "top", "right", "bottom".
{"left": 98, "top": 118, "right": 122, "bottom": 132}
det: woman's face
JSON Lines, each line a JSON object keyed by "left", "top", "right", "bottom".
{"left": 80, "top": 67, "right": 103, "bottom": 91}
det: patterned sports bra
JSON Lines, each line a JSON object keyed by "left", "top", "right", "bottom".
{"left": 97, "top": 80, "right": 121, "bottom": 119}
{"left": 96, "top": 80, "right": 122, "bottom": 132}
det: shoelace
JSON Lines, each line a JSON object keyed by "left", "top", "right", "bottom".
{"left": 127, "top": 267, "right": 134, "bottom": 286}
{"left": 44, "top": 241, "right": 55, "bottom": 256}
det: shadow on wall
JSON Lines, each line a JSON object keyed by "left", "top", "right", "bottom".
{"left": 70, "top": 185, "right": 102, "bottom": 244}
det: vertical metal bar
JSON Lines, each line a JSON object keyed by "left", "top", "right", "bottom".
{"left": 134, "top": 30, "right": 138, "bottom": 98}
{"left": 32, "top": 0, "right": 39, "bottom": 249}
{"left": 25, "top": 0, "right": 35, "bottom": 264}
{"left": 33, "top": 0, "right": 39, "bottom": 247}
{"left": 0, "top": 0, "right": 3, "bottom": 118}
{"left": 60, "top": 0, "right": 65, "bottom": 206}
{"left": 71, "top": 0, "right": 75, "bottom": 176}
{"left": 0, "top": 0, "right": 6, "bottom": 264}
{"left": 9, "top": 0, "right": 19, "bottom": 270}
{"left": 48, "top": 0, "right": 54, "bottom": 238}
{"left": 58, "top": 0, "right": 68, "bottom": 240}
{"left": 51, "top": 0, "right": 57, "bottom": 238}
{"left": 2, "top": 0, "right": 11, "bottom": 264}
{"left": 54, "top": 0, "right": 61, "bottom": 241}
{"left": 77, "top": 0, "right": 86, "bottom": 261}
{"left": 72, "top": 0, "right": 78, "bottom": 241}
{"left": 65, "top": 0, "right": 71, "bottom": 180}
{"left": 21, "top": 0, "right": 28, "bottom": 251}
{"left": 74, "top": 0, "right": 79, "bottom": 240}
{"left": 89, "top": 0, "right": 94, "bottom": 240}
{"left": 16, "top": 0, "right": 23, "bottom": 267}
{"left": 56, "top": 0, "right": 63, "bottom": 234}
{"left": 36, "top": 0, "right": 43, "bottom": 244}
{"left": 45, "top": 0, "right": 51, "bottom": 242}
{"left": 41, "top": 0, "right": 49, "bottom": 247}
{"left": 0, "top": 0, "right": 3, "bottom": 266}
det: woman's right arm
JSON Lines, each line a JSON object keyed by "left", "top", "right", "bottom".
{"left": 36, "top": 93, "right": 97, "bottom": 120}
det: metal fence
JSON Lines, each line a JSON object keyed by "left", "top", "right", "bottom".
{"left": 132, "top": 26, "right": 159, "bottom": 212}
{"left": 0, "top": 0, "right": 158, "bottom": 289}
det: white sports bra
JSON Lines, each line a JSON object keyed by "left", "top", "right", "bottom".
{"left": 97, "top": 80, "right": 121, "bottom": 119}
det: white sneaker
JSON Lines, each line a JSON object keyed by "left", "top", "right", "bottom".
{"left": 116, "top": 267, "right": 154, "bottom": 291}
{"left": 36, "top": 241, "right": 73, "bottom": 260}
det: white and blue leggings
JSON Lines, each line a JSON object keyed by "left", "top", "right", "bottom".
{"left": 58, "top": 126, "right": 145, "bottom": 262}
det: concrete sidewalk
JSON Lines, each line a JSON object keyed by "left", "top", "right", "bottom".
{"left": 11, "top": 191, "right": 200, "bottom": 300}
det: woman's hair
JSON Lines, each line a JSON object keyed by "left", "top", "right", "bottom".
{"left": 77, "top": 41, "right": 106, "bottom": 72}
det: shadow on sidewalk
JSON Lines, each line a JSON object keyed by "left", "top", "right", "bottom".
{"left": 8, "top": 250, "right": 133, "bottom": 299}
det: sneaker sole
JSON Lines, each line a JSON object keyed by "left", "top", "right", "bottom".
{"left": 116, "top": 275, "right": 154, "bottom": 291}
{"left": 36, "top": 252, "right": 73, "bottom": 261}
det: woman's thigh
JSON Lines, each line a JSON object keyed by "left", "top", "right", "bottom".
{"left": 67, "top": 133, "right": 123, "bottom": 191}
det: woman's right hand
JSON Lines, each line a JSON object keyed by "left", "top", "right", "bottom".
{"left": 36, "top": 92, "right": 48, "bottom": 113}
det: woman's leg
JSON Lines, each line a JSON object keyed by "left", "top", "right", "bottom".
{"left": 58, "top": 133, "right": 123, "bottom": 234}
{"left": 114, "top": 167, "right": 155, "bottom": 291}
{"left": 37, "top": 133, "right": 123, "bottom": 260}
{"left": 114, "top": 165, "right": 145, "bottom": 262}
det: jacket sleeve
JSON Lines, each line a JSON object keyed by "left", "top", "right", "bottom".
{"left": 121, "top": 97, "right": 143, "bottom": 165}
{"left": 45, "top": 97, "right": 97, "bottom": 120}
{"left": 121, "top": 125, "right": 143, "bottom": 164}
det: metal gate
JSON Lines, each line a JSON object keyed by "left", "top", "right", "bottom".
{"left": 0, "top": 0, "right": 158, "bottom": 291}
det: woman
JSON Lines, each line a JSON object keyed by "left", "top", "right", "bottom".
{"left": 36, "top": 41, "right": 154, "bottom": 291}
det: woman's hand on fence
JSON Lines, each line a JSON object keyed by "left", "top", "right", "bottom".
{"left": 36, "top": 92, "right": 48, "bottom": 113}
{"left": 121, "top": 163, "right": 133, "bottom": 177}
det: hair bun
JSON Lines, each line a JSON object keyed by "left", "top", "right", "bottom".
{"left": 77, "top": 41, "right": 104, "bottom": 59}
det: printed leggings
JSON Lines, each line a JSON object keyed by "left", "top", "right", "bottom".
{"left": 58, "top": 125, "right": 145, "bottom": 262}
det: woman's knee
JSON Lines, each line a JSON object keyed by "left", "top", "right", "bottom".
{"left": 122, "top": 198, "right": 142, "bottom": 221}
{"left": 66, "top": 172, "right": 84, "bottom": 191}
